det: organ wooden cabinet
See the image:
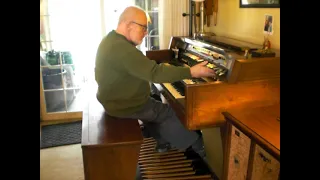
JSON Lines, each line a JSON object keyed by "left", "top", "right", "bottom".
{"left": 222, "top": 105, "right": 280, "bottom": 180}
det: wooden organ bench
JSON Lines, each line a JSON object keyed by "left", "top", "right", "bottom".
{"left": 81, "top": 96, "right": 143, "bottom": 180}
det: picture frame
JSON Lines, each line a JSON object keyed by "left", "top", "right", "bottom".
{"left": 263, "top": 14, "right": 273, "bottom": 35}
{"left": 240, "top": 0, "right": 280, "bottom": 8}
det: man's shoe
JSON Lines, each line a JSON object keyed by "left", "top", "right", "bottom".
{"left": 150, "top": 93, "right": 162, "bottom": 102}
{"left": 155, "top": 143, "right": 171, "bottom": 153}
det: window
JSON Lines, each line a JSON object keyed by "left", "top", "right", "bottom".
{"left": 135, "top": 0, "right": 159, "bottom": 51}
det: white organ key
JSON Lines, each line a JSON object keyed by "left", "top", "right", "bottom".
{"left": 163, "top": 83, "right": 185, "bottom": 99}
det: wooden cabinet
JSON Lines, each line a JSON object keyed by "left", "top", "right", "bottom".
{"left": 222, "top": 105, "right": 280, "bottom": 180}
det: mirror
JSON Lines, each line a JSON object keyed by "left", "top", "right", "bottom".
{"left": 240, "top": 0, "right": 280, "bottom": 8}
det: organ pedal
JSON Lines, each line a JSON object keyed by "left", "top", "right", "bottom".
{"left": 138, "top": 138, "right": 216, "bottom": 180}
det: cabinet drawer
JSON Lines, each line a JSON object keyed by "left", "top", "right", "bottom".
{"left": 227, "top": 125, "right": 251, "bottom": 180}
{"left": 250, "top": 144, "right": 280, "bottom": 180}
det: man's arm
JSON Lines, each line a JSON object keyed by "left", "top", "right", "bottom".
{"left": 122, "top": 50, "right": 192, "bottom": 83}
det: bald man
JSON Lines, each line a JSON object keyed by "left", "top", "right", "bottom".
{"left": 95, "top": 5, "right": 214, "bottom": 162}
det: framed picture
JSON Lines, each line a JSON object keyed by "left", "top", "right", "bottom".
{"left": 263, "top": 14, "right": 273, "bottom": 35}
{"left": 240, "top": 0, "right": 280, "bottom": 8}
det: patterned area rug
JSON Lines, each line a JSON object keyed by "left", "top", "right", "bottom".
{"left": 40, "top": 121, "right": 82, "bottom": 149}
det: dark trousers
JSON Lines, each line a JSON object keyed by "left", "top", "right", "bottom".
{"left": 119, "top": 97, "right": 199, "bottom": 150}
{"left": 119, "top": 97, "right": 202, "bottom": 180}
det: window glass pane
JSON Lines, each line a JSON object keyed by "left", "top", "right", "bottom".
{"left": 66, "top": 89, "right": 85, "bottom": 112}
{"left": 44, "top": 91, "right": 66, "bottom": 113}
{"left": 62, "top": 65, "right": 77, "bottom": 89}
{"left": 149, "top": 36, "right": 159, "bottom": 50}
{"left": 41, "top": 66, "right": 65, "bottom": 90}
{"left": 148, "top": 0, "right": 158, "bottom": 11}
{"left": 135, "top": 0, "right": 145, "bottom": 9}
{"left": 147, "top": 12, "right": 158, "bottom": 35}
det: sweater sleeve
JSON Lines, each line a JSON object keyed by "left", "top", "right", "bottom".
{"left": 121, "top": 48, "right": 192, "bottom": 83}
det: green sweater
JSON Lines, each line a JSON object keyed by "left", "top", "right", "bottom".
{"left": 95, "top": 30, "right": 192, "bottom": 117}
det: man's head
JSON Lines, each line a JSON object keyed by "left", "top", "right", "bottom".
{"left": 116, "top": 6, "right": 148, "bottom": 46}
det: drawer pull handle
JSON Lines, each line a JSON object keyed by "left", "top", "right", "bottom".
{"left": 259, "top": 152, "right": 271, "bottom": 163}
{"left": 234, "top": 157, "right": 239, "bottom": 164}
{"left": 235, "top": 130, "right": 240, "bottom": 137}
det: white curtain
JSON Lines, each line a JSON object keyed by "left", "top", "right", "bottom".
{"left": 159, "top": 0, "right": 189, "bottom": 49}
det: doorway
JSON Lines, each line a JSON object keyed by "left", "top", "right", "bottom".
{"left": 40, "top": 0, "right": 102, "bottom": 121}
{"left": 40, "top": 0, "right": 160, "bottom": 121}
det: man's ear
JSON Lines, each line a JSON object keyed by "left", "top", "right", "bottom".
{"left": 126, "top": 21, "right": 132, "bottom": 30}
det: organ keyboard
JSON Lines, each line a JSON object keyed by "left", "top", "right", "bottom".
{"left": 163, "top": 83, "right": 184, "bottom": 99}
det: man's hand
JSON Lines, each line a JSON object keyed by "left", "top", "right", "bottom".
{"left": 190, "top": 61, "right": 216, "bottom": 78}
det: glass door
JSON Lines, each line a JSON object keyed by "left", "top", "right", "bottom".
{"left": 40, "top": 0, "right": 101, "bottom": 121}
{"left": 40, "top": 51, "right": 83, "bottom": 121}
